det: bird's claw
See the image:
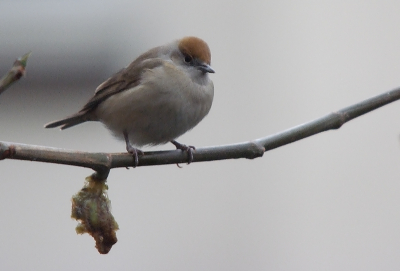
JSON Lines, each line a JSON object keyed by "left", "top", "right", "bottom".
{"left": 171, "top": 140, "right": 195, "bottom": 164}
{"left": 126, "top": 145, "right": 143, "bottom": 167}
{"left": 124, "top": 131, "right": 143, "bottom": 167}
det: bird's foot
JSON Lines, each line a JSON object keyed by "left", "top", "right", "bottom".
{"left": 124, "top": 130, "right": 143, "bottom": 167}
{"left": 126, "top": 145, "right": 144, "bottom": 167}
{"left": 171, "top": 140, "right": 195, "bottom": 164}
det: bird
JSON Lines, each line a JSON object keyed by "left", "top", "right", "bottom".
{"left": 45, "top": 36, "right": 215, "bottom": 167}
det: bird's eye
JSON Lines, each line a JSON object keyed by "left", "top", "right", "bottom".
{"left": 184, "top": 55, "right": 193, "bottom": 63}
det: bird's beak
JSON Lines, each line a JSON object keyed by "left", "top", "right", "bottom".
{"left": 198, "top": 63, "right": 215, "bottom": 74}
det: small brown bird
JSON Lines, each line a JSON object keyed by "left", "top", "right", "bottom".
{"left": 45, "top": 37, "right": 215, "bottom": 166}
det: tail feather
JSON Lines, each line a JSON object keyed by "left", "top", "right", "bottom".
{"left": 44, "top": 112, "right": 89, "bottom": 130}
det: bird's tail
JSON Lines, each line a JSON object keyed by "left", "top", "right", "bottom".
{"left": 44, "top": 111, "right": 92, "bottom": 130}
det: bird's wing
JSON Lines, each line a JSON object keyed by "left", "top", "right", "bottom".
{"left": 80, "top": 48, "right": 165, "bottom": 113}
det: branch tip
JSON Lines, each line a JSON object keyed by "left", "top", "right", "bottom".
{"left": 17, "top": 52, "right": 32, "bottom": 68}
{"left": 0, "top": 52, "right": 31, "bottom": 95}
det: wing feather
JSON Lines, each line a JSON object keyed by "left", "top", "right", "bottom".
{"left": 80, "top": 47, "right": 165, "bottom": 113}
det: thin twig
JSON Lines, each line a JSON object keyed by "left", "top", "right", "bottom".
{"left": 1, "top": 86, "right": 400, "bottom": 177}
{"left": 0, "top": 52, "right": 31, "bottom": 95}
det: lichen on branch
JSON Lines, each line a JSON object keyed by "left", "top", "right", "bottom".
{"left": 71, "top": 174, "right": 119, "bottom": 254}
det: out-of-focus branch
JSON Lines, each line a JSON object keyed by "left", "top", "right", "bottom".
{"left": 0, "top": 52, "right": 31, "bottom": 96}
{"left": 1, "top": 86, "right": 400, "bottom": 178}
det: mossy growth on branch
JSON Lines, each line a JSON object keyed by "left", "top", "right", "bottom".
{"left": 71, "top": 175, "right": 119, "bottom": 254}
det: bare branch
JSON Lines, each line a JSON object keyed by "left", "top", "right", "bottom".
{"left": 1, "top": 86, "right": 400, "bottom": 176}
{"left": 0, "top": 52, "right": 31, "bottom": 95}
{"left": 256, "top": 86, "right": 400, "bottom": 150}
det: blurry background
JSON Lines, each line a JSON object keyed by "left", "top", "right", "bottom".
{"left": 1, "top": 1, "right": 400, "bottom": 270}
